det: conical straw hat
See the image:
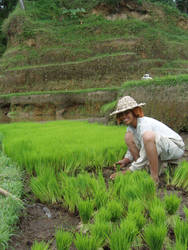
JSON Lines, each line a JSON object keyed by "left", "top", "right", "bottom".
{"left": 110, "top": 96, "right": 145, "bottom": 116}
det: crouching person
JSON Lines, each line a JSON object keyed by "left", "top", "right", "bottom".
{"left": 110, "top": 96, "right": 185, "bottom": 183}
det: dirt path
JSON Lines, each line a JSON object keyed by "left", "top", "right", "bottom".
{"left": 8, "top": 203, "right": 79, "bottom": 250}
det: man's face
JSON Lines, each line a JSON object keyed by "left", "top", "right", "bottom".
{"left": 118, "top": 110, "right": 136, "bottom": 126}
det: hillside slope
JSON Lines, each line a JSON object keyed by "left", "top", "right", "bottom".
{"left": 0, "top": 0, "right": 188, "bottom": 93}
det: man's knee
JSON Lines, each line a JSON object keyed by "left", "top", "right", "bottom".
{"left": 125, "top": 131, "right": 134, "bottom": 144}
{"left": 143, "top": 131, "right": 156, "bottom": 144}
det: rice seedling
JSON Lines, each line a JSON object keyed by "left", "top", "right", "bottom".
{"left": 174, "top": 216, "right": 188, "bottom": 246}
{"left": 120, "top": 218, "right": 139, "bottom": 243}
{"left": 30, "top": 167, "right": 62, "bottom": 204}
{"left": 74, "top": 233, "right": 101, "bottom": 250}
{"left": 90, "top": 221, "right": 112, "bottom": 245}
{"left": 164, "top": 193, "right": 181, "bottom": 215}
{"left": 94, "top": 207, "right": 111, "bottom": 223}
{"left": 183, "top": 206, "right": 188, "bottom": 221}
{"left": 31, "top": 241, "right": 50, "bottom": 250}
{"left": 78, "top": 199, "right": 94, "bottom": 224}
{"left": 0, "top": 154, "right": 23, "bottom": 250}
{"left": 143, "top": 223, "right": 167, "bottom": 250}
{"left": 55, "top": 229, "right": 73, "bottom": 250}
{"left": 0, "top": 121, "right": 126, "bottom": 174}
{"left": 109, "top": 218, "right": 138, "bottom": 250}
{"left": 109, "top": 228, "right": 132, "bottom": 250}
{"left": 149, "top": 205, "right": 167, "bottom": 226}
{"left": 105, "top": 200, "right": 124, "bottom": 222}
{"left": 172, "top": 162, "right": 188, "bottom": 191}
{"left": 128, "top": 200, "right": 145, "bottom": 214}
{"left": 126, "top": 211, "right": 146, "bottom": 231}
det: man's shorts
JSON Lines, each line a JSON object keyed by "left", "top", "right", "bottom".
{"left": 155, "top": 134, "right": 185, "bottom": 161}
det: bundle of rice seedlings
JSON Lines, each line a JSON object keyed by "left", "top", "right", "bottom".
{"left": 78, "top": 199, "right": 94, "bottom": 224}
{"left": 174, "top": 216, "right": 188, "bottom": 247}
{"left": 174, "top": 241, "right": 187, "bottom": 250}
{"left": 74, "top": 233, "right": 101, "bottom": 250}
{"left": 55, "top": 229, "right": 73, "bottom": 250}
{"left": 94, "top": 207, "right": 111, "bottom": 223}
{"left": 139, "top": 177, "right": 156, "bottom": 200}
{"left": 144, "top": 223, "right": 167, "bottom": 250}
{"left": 172, "top": 162, "right": 188, "bottom": 191}
{"left": 31, "top": 241, "right": 49, "bottom": 250}
{"left": 126, "top": 212, "right": 146, "bottom": 231}
{"left": 110, "top": 218, "right": 138, "bottom": 250}
{"left": 109, "top": 228, "right": 131, "bottom": 250}
{"left": 105, "top": 200, "right": 124, "bottom": 222}
{"left": 149, "top": 206, "right": 166, "bottom": 226}
{"left": 164, "top": 193, "right": 181, "bottom": 215}
{"left": 90, "top": 221, "right": 112, "bottom": 245}
{"left": 120, "top": 218, "right": 139, "bottom": 243}
{"left": 93, "top": 189, "right": 109, "bottom": 209}
{"left": 184, "top": 206, "right": 188, "bottom": 221}
{"left": 128, "top": 200, "right": 145, "bottom": 214}
{"left": 30, "top": 167, "right": 61, "bottom": 204}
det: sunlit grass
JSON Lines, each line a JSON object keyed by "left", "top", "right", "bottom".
{"left": 0, "top": 120, "right": 126, "bottom": 174}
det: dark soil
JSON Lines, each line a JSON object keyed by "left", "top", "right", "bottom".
{"left": 8, "top": 203, "right": 79, "bottom": 250}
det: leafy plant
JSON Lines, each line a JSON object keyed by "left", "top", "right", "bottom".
{"left": 174, "top": 216, "right": 188, "bottom": 247}
{"left": 31, "top": 241, "right": 50, "bottom": 250}
{"left": 90, "top": 221, "right": 112, "bottom": 245}
{"left": 78, "top": 199, "right": 94, "bottom": 224}
{"left": 55, "top": 229, "right": 73, "bottom": 250}
{"left": 144, "top": 223, "right": 167, "bottom": 250}
{"left": 149, "top": 205, "right": 166, "bottom": 225}
{"left": 74, "top": 233, "right": 101, "bottom": 250}
{"left": 164, "top": 193, "right": 181, "bottom": 215}
{"left": 172, "top": 162, "right": 188, "bottom": 191}
{"left": 105, "top": 200, "right": 124, "bottom": 222}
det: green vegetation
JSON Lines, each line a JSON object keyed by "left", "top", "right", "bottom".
{"left": 0, "top": 120, "right": 126, "bottom": 174}
{"left": 31, "top": 241, "right": 50, "bottom": 250}
{"left": 164, "top": 193, "right": 181, "bottom": 215}
{"left": 172, "top": 162, "right": 188, "bottom": 190}
{"left": 55, "top": 229, "right": 73, "bottom": 250}
{"left": 144, "top": 223, "right": 167, "bottom": 250}
{"left": 0, "top": 153, "right": 23, "bottom": 249}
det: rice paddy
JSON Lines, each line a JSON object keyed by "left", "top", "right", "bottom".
{"left": 0, "top": 120, "right": 188, "bottom": 249}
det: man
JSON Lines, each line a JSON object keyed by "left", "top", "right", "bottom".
{"left": 110, "top": 96, "right": 185, "bottom": 183}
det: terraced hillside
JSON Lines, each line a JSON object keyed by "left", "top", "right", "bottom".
{"left": 0, "top": 0, "right": 188, "bottom": 93}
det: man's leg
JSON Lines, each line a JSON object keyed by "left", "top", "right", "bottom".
{"left": 143, "top": 131, "right": 159, "bottom": 183}
{"left": 125, "top": 132, "right": 139, "bottom": 161}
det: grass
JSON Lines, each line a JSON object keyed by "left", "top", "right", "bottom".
{"left": 144, "top": 223, "right": 167, "bottom": 250}
{"left": 55, "top": 229, "right": 73, "bottom": 250}
{"left": 164, "top": 193, "right": 181, "bottom": 215}
{"left": 0, "top": 153, "right": 23, "bottom": 250}
{"left": 0, "top": 120, "right": 126, "bottom": 174}
{"left": 172, "top": 162, "right": 188, "bottom": 191}
{"left": 31, "top": 241, "right": 50, "bottom": 250}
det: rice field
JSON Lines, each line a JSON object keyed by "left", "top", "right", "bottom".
{"left": 0, "top": 120, "right": 126, "bottom": 174}
{"left": 0, "top": 120, "right": 188, "bottom": 249}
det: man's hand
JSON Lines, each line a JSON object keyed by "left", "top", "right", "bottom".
{"left": 114, "top": 158, "right": 130, "bottom": 170}
{"left": 110, "top": 169, "right": 131, "bottom": 180}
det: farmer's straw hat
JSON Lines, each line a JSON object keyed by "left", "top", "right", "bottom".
{"left": 110, "top": 96, "right": 145, "bottom": 116}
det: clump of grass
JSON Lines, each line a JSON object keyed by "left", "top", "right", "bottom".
{"left": 90, "top": 221, "right": 112, "bottom": 245}
{"left": 144, "top": 223, "right": 167, "bottom": 250}
{"left": 55, "top": 229, "right": 73, "bottom": 250}
{"left": 74, "top": 233, "right": 101, "bottom": 250}
{"left": 174, "top": 216, "right": 188, "bottom": 247}
{"left": 105, "top": 200, "right": 124, "bottom": 222}
{"left": 78, "top": 199, "right": 94, "bottom": 224}
{"left": 149, "top": 205, "right": 166, "bottom": 226}
{"left": 0, "top": 153, "right": 23, "bottom": 250}
{"left": 94, "top": 207, "right": 111, "bottom": 223}
{"left": 30, "top": 167, "right": 61, "bottom": 204}
{"left": 110, "top": 218, "right": 138, "bottom": 250}
{"left": 172, "top": 162, "right": 188, "bottom": 191}
{"left": 126, "top": 212, "right": 146, "bottom": 231}
{"left": 184, "top": 206, "right": 188, "bottom": 221}
{"left": 31, "top": 241, "right": 50, "bottom": 250}
{"left": 164, "top": 193, "right": 181, "bottom": 215}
